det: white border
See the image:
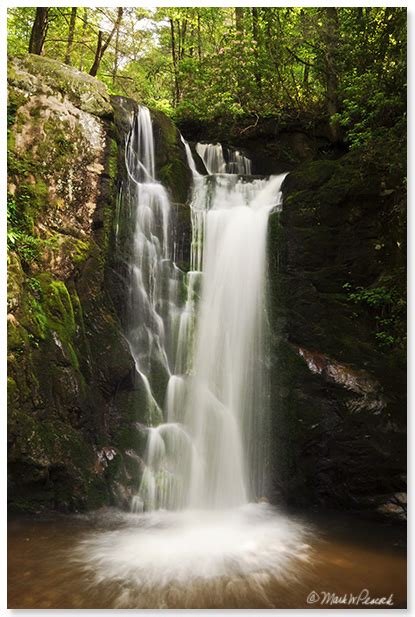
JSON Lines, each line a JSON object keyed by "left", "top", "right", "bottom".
{"left": 1, "top": 2, "right": 411, "bottom": 615}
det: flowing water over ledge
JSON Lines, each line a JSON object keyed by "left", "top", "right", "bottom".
{"left": 8, "top": 508, "right": 406, "bottom": 609}
{"left": 120, "top": 109, "right": 286, "bottom": 513}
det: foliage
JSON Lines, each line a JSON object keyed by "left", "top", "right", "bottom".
{"left": 7, "top": 231, "right": 42, "bottom": 264}
{"left": 332, "top": 7, "right": 406, "bottom": 148}
{"left": 7, "top": 194, "right": 41, "bottom": 263}
{"left": 343, "top": 282, "right": 406, "bottom": 350}
{"left": 7, "top": 7, "right": 406, "bottom": 147}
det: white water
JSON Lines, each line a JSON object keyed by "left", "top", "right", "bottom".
{"left": 122, "top": 107, "right": 175, "bottom": 429}
{"left": 75, "top": 107, "right": 310, "bottom": 599}
{"left": 74, "top": 504, "right": 312, "bottom": 607}
{"left": 196, "top": 141, "right": 252, "bottom": 175}
{"left": 126, "top": 123, "right": 287, "bottom": 510}
{"left": 185, "top": 172, "right": 287, "bottom": 509}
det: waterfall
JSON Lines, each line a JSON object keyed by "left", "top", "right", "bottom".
{"left": 122, "top": 108, "right": 177, "bottom": 433}
{"left": 185, "top": 171, "right": 286, "bottom": 508}
{"left": 122, "top": 108, "right": 286, "bottom": 511}
{"left": 196, "top": 142, "right": 252, "bottom": 175}
{"left": 74, "top": 112, "right": 311, "bottom": 602}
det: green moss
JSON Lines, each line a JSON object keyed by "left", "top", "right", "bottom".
{"left": 159, "top": 159, "right": 191, "bottom": 205}
{"left": 108, "top": 136, "right": 118, "bottom": 181}
{"left": 13, "top": 168, "right": 48, "bottom": 207}
{"left": 7, "top": 376, "right": 17, "bottom": 400}
{"left": 152, "top": 109, "right": 177, "bottom": 145}
{"left": 7, "top": 164, "right": 49, "bottom": 246}
{"left": 19, "top": 292, "right": 47, "bottom": 341}
{"left": 10, "top": 55, "right": 112, "bottom": 117}
{"left": 72, "top": 239, "right": 91, "bottom": 264}
{"left": 7, "top": 61, "right": 17, "bottom": 83}
{"left": 84, "top": 480, "right": 109, "bottom": 510}
{"left": 150, "top": 108, "right": 192, "bottom": 204}
{"left": 7, "top": 317, "right": 30, "bottom": 350}
{"left": 36, "top": 115, "right": 80, "bottom": 175}
{"left": 8, "top": 497, "right": 43, "bottom": 514}
{"left": 283, "top": 159, "right": 339, "bottom": 193}
{"left": 8, "top": 406, "right": 104, "bottom": 511}
{"left": 40, "top": 278, "right": 75, "bottom": 334}
{"left": 16, "top": 275, "right": 83, "bottom": 371}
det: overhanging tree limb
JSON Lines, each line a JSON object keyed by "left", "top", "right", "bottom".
{"left": 89, "top": 7, "right": 123, "bottom": 77}
{"left": 286, "top": 46, "right": 315, "bottom": 68}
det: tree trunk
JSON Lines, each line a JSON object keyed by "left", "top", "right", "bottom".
{"left": 197, "top": 11, "right": 202, "bottom": 62}
{"left": 89, "top": 31, "right": 103, "bottom": 77}
{"left": 303, "top": 63, "right": 309, "bottom": 86}
{"left": 89, "top": 7, "right": 123, "bottom": 77}
{"left": 235, "top": 8, "right": 244, "bottom": 33}
{"left": 176, "top": 20, "right": 181, "bottom": 61}
{"left": 112, "top": 16, "right": 121, "bottom": 84}
{"left": 79, "top": 8, "right": 88, "bottom": 71}
{"left": 180, "top": 19, "right": 187, "bottom": 60}
{"left": 377, "top": 7, "right": 395, "bottom": 72}
{"left": 251, "top": 7, "right": 261, "bottom": 90}
{"left": 64, "top": 8, "right": 77, "bottom": 65}
{"left": 321, "top": 8, "right": 341, "bottom": 141}
{"left": 28, "top": 8, "right": 49, "bottom": 55}
{"left": 170, "top": 18, "right": 180, "bottom": 105}
{"left": 252, "top": 7, "right": 259, "bottom": 41}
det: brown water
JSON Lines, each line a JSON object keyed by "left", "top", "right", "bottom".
{"left": 8, "top": 507, "right": 406, "bottom": 609}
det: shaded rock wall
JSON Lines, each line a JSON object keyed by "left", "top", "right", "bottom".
{"left": 268, "top": 149, "right": 406, "bottom": 519}
{"left": 7, "top": 56, "right": 191, "bottom": 513}
{"left": 178, "top": 113, "right": 338, "bottom": 174}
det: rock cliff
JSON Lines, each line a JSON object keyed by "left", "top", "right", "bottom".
{"left": 7, "top": 55, "right": 191, "bottom": 512}
{"left": 268, "top": 146, "right": 406, "bottom": 520}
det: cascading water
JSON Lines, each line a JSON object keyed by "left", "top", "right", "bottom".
{"left": 125, "top": 120, "right": 287, "bottom": 511}
{"left": 74, "top": 107, "right": 312, "bottom": 606}
{"left": 196, "top": 141, "right": 252, "bottom": 175}
{"left": 121, "top": 107, "right": 174, "bottom": 430}
{"left": 182, "top": 154, "right": 287, "bottom": 509}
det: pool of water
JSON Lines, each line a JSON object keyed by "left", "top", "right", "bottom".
{"left": 8, "top": 505, "right": 406, "bottom": 609}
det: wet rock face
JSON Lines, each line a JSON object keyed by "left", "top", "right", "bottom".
{"left": 5, "top": 60, "right": 149, "bottom": 513}
{"left": 8, "top": 57, "right": 193, "bottom": 514}
{"left": 296, "top": 347, "right": 387, "bottom": 414}
{"left": 268, "top": 151, "right": 406, "bottom": 520}
{"left": 178, "top": 113, "right": 336, "bottom": 175}
{"left": 8, "top": 55, "right": 126, "bottom": 513}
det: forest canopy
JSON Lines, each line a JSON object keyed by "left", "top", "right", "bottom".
{"left": 8, "top": 7, "right": 406, "bottom": 148}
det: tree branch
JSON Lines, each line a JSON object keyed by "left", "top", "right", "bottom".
{"left": 286, "top": 46, "right": 315, "bottom": 68}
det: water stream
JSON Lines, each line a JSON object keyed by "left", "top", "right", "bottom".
{"left": 123, "top": 108, "right": 287, "bottom": 512}
{"left": 8, "top": 510, "right": 406, "bottom": 608}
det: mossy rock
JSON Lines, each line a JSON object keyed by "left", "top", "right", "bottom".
{"left": 9, "top": 55, "right": 112, "bottom": 117}
{"left": 282, "top": 159, "right": 339, "bottom": 193}
{"left": 7, "top": 252, "right": 25, "bottom": 311}
{"left": 7, "top": 60, "right": 198, "bottom": 514}
{"left": 268, "top": 144, "right": 406, "bottom": 513}
{"left": 151, "top": 108, "right": 192, "bottom": 204}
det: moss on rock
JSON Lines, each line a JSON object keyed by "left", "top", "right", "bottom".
{"left": 7, "top": 56, "right": 197, "bottom": 514}
{"left": 7, "top": 56, "right": 151, "bottom": 514}
{"left": 10, "top": 54, "right": 112, "bottom": 117}
{"left": 268, "top": 147, "right": 406, "bottom": 515}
